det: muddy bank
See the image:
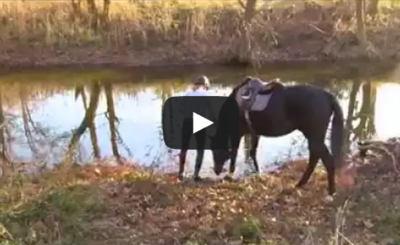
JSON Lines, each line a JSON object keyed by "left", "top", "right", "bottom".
{"left": 0, "top": 43, "right": 397, "bottom": 69}
{"left": 1, "top": 2, "right": 400, "bottom": 68}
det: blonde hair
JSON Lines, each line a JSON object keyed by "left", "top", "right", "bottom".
{"left": 191, "top": 75, "right": 209, "bottom": 90}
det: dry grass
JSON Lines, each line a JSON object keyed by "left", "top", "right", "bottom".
{"left": 0, "top": 0, "right": 399, "bottom": 66}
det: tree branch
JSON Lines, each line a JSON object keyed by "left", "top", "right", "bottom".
{"left": 238, "top": 0, "right": 246, "bottom": 9}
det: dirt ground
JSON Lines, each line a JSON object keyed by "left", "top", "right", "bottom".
{"left": 1, "top": 139, "right": 400, "bottom": 245}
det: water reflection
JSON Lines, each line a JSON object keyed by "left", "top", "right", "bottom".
{"left": 0, "top": 64, "right": 397, "bottom": 176}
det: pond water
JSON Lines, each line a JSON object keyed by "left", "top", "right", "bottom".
{"left": 1, "top": 62, "right": 400, "bottom": 177}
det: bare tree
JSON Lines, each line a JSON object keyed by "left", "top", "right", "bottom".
{"left": 356, "top": 0, "right": 367, "bottom": 47}
{"left": 367, "top": 0, "right": 379, "bottom": 17}
{"left": 69, "top": 0, "right": 111, "bottom": 30}
{"left": 236, "top": 0, "right": 258, "bottom": 64}
{"left": 71, "top": 0, "right": 83, "bottom": 20}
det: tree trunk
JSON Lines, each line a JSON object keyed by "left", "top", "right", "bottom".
{"left": 86, "top": 0, "right": 98, "bottom": 30}
{"left": 237, "top": 0, "right": 257, "bottom": 64}
{"left": 71, "top": 0, "right": 82, "bottom": 18}
{"left": 356, "top": 0, "right": 367, "bottom": 47}
{"left": 101, "top": 0, "right": 111, "bottom": 27}
{"left": 368, "top": 0, "right": 379, "bottom": 17}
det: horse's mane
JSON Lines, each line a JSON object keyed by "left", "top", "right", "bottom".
{"left": 213, "top": 77, "right": 253, "bottom": 144}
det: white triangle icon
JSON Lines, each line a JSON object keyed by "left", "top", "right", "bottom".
{"left": 193, "top": 112, "right": 213, "bottom": 134}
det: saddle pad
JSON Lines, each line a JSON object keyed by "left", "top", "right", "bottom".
{"left": 236, "top": 86, "right": 273, "bottom": 112}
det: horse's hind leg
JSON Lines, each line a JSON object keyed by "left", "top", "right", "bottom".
{"left": 250, "top": 134, "right": 260, "bottom": 173}
{"left": 318, "top": 143, "right": 336, "bottom": 196}
{"left": 296, "top": 141, "right": 320, "bottom": 188}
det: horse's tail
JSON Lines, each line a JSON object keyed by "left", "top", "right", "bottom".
{"left": 330, "top": 93, "right": 345, "bottom": 167}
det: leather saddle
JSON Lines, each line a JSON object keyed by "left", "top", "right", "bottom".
{"left": 236, "top": 77, "right": 282, "bottom": 112}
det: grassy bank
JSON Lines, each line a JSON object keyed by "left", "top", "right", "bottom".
{"left": 1, "top": 138, "right": 400, "bottom": 245}
{"left": 0, "top": 1, "right": 400, "bottom": 67}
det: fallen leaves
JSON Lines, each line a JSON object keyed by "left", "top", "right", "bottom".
{"left": 84, "top": 165, "right": 339, "bottom": 245}
{"left": 4, "top": 141, "right": 400, "bottom": 245}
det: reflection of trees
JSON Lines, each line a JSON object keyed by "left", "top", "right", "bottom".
{"left": 159, "top": 82, "right": 173, "bottom": 105}
{"left": 18, "top": 87, "right": 61, "bottom": 171}
{"left": 316, "top": 78, "right": 377, "bottom": 152}
{"left": 341, "top": 80, "right": 377, "bottom": 150}
{"left": 103, "top": 82, "right": 133, "bottom": 161}
{"left": 0, "top": 67, "right": 385, "bottom": 169}
{"left": 0, "top": 90, "right": 10, "bottom": 179}
{"left": 104, "top": 83, "right": 121, "bottom": 161}
{"left": 0, "top": 92, "right": 8, "bottom": 162}
{"left": 353, "top": 82, "right": 376, "bottom": 141}
{"left": 75, "top": 84, "right": 101, "bottom": 159}
{"left": 344, "top": 79, "right": 362, "bottom": 150}
{"left": 64, "top": 81, "right": 135, "bottom": 164}
{"left": 75, "top": 85, "right": 88, "bottom": 109}
{"left": 63, "top": 82, "right": 101, "bottom": 164}
{"left": 155, "top": 82, "right": 174, "bottom": 162}
{"left": 20, "top": 88, "right": 50, "bottom": 158}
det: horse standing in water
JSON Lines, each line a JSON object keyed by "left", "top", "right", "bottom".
{"left": 211, "top": 77, "right": 345, "bottom": 196}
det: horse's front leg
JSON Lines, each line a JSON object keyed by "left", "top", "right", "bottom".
{"left": 224, "top": 135, "right": 243, "bottom": 181}
{"left": 250, "top": 134, "right": 260, "bottom": 174}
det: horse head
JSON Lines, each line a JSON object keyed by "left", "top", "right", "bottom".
{"left": 209, "top": 131, "right": 231, "bottom": 176}
{"left": 212, "top": 149, "right": 231, "bottom": 175}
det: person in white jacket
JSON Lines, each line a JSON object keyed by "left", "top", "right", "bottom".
{"left": 178, "top": 75, "right": 213, "bottom": 181}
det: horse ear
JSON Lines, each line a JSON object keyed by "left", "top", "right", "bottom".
{"left": 270, "top": 77, "right": 281, "bottom": 83}
{"left": 244, "top": 76, "right": 253, "bottom": 83}
{"left": 266, "top": 77, "right": 284, "bottom": 91}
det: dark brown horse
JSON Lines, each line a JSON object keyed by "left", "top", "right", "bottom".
{"left": 211, "top": 77, "right": 345, "bottom": 196}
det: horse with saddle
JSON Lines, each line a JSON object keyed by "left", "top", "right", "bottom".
{"left": 212, "top": 76, "right": 346, "bottom": 197}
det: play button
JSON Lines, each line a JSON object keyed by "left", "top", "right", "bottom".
{"left": 162, "top": 96, "right": 239, "bottom": 150}
{"left": 193, "top": 112, "right": 213, "bottom": 134}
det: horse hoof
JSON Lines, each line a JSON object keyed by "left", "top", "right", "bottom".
{"left": 178, "top": 175, "right": 184, "bottom": 182}
{"left": 193, "top": 176, "right": 202, "bottom": 182}
{"left": 223, "top": 175, "right": 234, "bottom": 182}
